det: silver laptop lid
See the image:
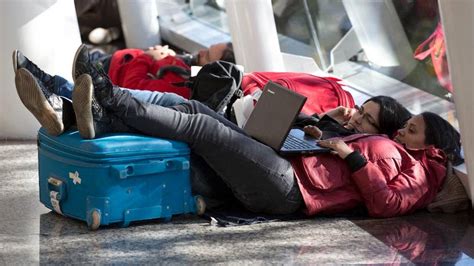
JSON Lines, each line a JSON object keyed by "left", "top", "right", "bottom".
{"left": 244, "top": 81, "right": 306, "bottom": 150}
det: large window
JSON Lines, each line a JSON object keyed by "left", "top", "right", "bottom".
{"left": 160, "top": 0, "right": 451, "bottom": 101}
{"left": 272, "top": 0, "right": 449, "bottom": 100}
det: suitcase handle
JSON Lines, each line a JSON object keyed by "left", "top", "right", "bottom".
{"left": 48, "top": 177, "right": 67, "bottom": 214}
{"left": 110, "top": 158, "right": 190, "bottom": 179}
{"left": 48, "top": 177, "right": 67, "bottom": 201}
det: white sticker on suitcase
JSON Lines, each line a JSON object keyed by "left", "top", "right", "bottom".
{"left": 69, "top": 171, "right": 82, "bottom": 185}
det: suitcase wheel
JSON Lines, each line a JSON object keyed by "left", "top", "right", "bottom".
{"left": 88, "top": 209, "right": 101, "bottom": 230}
{"left": 194, "top": 195, "right": 206, "bottom": 215}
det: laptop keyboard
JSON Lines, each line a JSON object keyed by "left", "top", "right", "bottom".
{"left": 283, "top": 134, "right": 316, "bottom": 150}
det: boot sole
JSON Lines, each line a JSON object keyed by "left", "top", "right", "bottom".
{"left": 72, "top": 44, "right": 87, "bottom": 83}
{"left": 12, "top": 50, "right": 18, "bottom": 73}
{"left": 73, "top": 74, "right": 95, "bottom": 139}
{"left": 15, "top": 68, "right": 63, "bottom": 136}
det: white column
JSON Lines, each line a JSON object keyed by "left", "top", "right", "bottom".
{"left": 225, "top": 0, "right": 285, "bottom": 72}
{"left": 0, "top": 0, "right": 81, "bottom": 139}
{"left": 117, "top": 0, "right": 160, "bottom": 48}
{"left": 439, "top": 0, "right": 474, "bottom": 207}
{"left": 342, "top": 0, "right": 417, "bottom": 79}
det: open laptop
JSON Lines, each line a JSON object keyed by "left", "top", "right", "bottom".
{"left": 243, "top": 81, "right": 330, "bottom": 155}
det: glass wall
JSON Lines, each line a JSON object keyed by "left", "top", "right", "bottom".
{"left": 272, "top": 0, "right": 449, "bottom": 100}
{"left": 165, "top": 0, "right": 452, "bottom": 101}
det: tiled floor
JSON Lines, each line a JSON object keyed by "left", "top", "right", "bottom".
{"left": 1, "top": 140, "right": 473, "bottom": 264}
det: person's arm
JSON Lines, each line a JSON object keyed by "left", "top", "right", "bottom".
{"left": 318, "top": 139, "right": 431, "bottom": 218}
{"left": 350, "top": 158, "right": 430, "bottom": 218}
{"left": 176, "top": 53, "right": 197, "bottom": 66}
{"left": 293, "top": 112, "right": 320, "bottom": 128}
{"left": 120, "top": 54, "right": 191, "bottom": 98}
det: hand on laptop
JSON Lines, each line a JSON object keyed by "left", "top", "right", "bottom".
{"left": 318, "top": 138, "right": 354, "bottom": 159}
{"left": 303, "top": 125, "right": 322, "bottom": 139}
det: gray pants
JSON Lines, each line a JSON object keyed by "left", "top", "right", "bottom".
{"left": 107, "top": 88, "right": 303, "bottom": 214}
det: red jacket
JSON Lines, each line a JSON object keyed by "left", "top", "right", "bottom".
{"left": 291, "top": 134, "right": 447, "bottom": 218}
{"left": 108, "top": 49, "right": 191, "bottom": 98}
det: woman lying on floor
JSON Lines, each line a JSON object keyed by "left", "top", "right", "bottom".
{"left": 13, "top": 45, "right": 463, "bottom": 218}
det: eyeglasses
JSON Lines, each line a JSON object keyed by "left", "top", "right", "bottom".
{"left": 354, "top": 105, "right": 380, "bottom": 130}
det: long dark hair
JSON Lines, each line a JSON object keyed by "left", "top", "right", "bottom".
{"left": 364, "top": 96, "right": 412, "bottom": 138}
{"left": 421, "top": 112, "right": 464, "bottom": 166}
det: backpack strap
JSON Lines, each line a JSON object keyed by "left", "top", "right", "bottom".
{"left": 155, "top": 65, "right": 191, "bottom": 79}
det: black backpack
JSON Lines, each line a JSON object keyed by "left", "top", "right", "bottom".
{"left": 188, "top": 61, "right": 243, "bottom": 117}
{"left": 160, "top": 60, "right": 243, "bottom": 117}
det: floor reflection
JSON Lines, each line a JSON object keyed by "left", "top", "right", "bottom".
{"left": 350, "top": 210, "right": 474, "bottom": 264}
{"left": 36, "top": 209, "right": 474, "bottom": 264}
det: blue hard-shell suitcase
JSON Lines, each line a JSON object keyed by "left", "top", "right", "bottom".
{"left": 37, "top": 128, "right": 204, "bottom": 230}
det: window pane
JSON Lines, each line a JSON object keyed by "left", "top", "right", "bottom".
{"left": 273, "top": 0, "right": 451, "bottom": 100}
{"left": 190, "top": 0, "right": 229, "bottom": 32}
{"left": 273, "top": 0, "right": 348, "bottom": 69}
{"left": 173, "top": 0, "right": 451, "bottom": 100}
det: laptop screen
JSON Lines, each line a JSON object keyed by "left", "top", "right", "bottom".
{"left": 243, "top": 81, "right": 307, "bottom": 150}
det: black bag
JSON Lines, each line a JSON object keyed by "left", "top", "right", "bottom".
{"left": 188, "top": 61, "right": 243, "bottom": 116}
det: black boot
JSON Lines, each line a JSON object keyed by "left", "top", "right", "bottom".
{"left": 72, "top": 74, "right": 131, "bottom": 139}
{"left": 72, "top": 44, "right": 92, "bottom": 82}
{"left": 15, "top": 68, "right": 64, "bottom": 136}
{"left": 12, "top": 50, "right": 56, "bottom": 94}
{"left": 72, "top": 74, "right": 107, "bottom": 139}
{"left": 72, "top": 44, "right": 114, "bottom": 104}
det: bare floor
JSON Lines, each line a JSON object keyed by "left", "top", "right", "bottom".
{"left": 1, "top": 140, "right": 473, "bottom": 265}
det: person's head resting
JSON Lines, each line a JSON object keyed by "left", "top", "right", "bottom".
{"left": 394, "top": 112, "right": 464, "bottom": 166}
{"left": 346, "top": 96, "right": 411, "bottom": 137}
{"left": 197, "top": 42, "right": 235, "bottom": 65}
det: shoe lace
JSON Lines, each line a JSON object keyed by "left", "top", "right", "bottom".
{"left": 92, "top": 62, "right": 109, "bottom": 81}
{"left": 91, "top": 94, "right": 108, "bottom": 122}
{"left": 37, "top": 81, "right": 53, "bottom": 99}
{"left": 91, "top": 63, "right": 112, "bottom": 91}
{"left": 89, "top": 63, "right": 114, "bottom": 107}
{"left": 39, "top": 82, "right": 62, "bottom": 111}
{"left": 25, "top": 59, "right": 52, "bottom": 85}
{"left": 43, "top": 77, "right": 56, "bottom": 93}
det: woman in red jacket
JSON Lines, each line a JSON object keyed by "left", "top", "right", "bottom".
{"left": 295, "top": 111, "right": 462, "bottom": 217}
{"left": 69, "top": 49, "right": 463, "bottom": 218}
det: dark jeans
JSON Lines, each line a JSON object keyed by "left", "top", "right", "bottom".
{"left": 105, "top": 88, "right": 303, "bottom": 214}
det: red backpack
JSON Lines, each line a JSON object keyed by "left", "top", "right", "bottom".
{"left": 242, "top": 72, "right": 355, "bottom": 115}
{"left": 413, "top": 23, "right": 453, "bottom": 93}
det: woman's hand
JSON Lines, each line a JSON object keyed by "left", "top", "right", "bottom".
{"left": 318, "top": 138, "right": 354, "bottom": 159}
{"left": 303, "top": 125, "right": 322, "bottom": 139}
{"left": 321, "top": 106, "right": 356, "bottom": 125}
